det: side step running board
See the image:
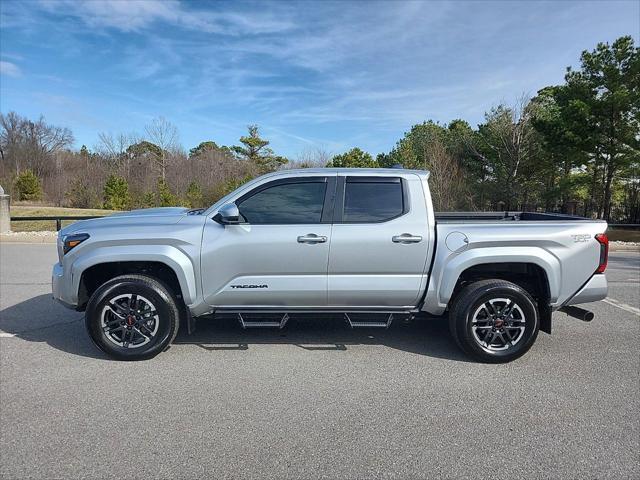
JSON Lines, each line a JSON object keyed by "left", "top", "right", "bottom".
{"left": 220, "top": 310, "right": 415, "bottom": 329}
{"left": 237, "top": 312, "right": 290, "bottom": 329}
{"left": 344, "top": 313, "right": 395, "bottom": 329}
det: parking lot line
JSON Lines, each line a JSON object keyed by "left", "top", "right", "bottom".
{"left": 602, "top": 298, "right": 640, "bottom": 316}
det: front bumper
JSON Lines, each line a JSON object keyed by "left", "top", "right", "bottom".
{"left": 52, "top": 262, "right": 76, "bottom": 310}
{"left": 564, "top": 274, "right": 608, "bottom": 306}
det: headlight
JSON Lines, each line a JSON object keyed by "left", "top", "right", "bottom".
{"left": 63, "top": 233, "right": 90, "bottom": 254}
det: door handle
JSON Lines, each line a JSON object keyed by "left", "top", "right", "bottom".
{"left": 297, "top": 233, "right": 327, "bottom": 244}
{"left": 392, "top": 233, "right": 423, "bottom": 244}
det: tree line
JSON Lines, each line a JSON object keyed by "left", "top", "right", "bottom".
{"left": 0, "top": 36, "right": 638, "bottom": 221}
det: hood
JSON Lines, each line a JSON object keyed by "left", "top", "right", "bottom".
{"left": 109, "top": 207, "right": 190, "bottom": 217}
{"left": 59, "top": 206, "right": 192, "bottom": 236}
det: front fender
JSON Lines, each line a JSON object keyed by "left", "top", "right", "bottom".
{"left": 70, "top": 245, "right": 198, "bottom": 306}
{"left": 423, "top": 246, "right": 560, "bottom": 315}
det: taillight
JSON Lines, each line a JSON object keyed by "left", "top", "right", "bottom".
{"left": 595, "top": 233, "right": 608, "bottom": 273}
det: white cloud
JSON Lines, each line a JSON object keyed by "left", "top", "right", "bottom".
{"left": 38, "top": 0, "right": 294, "bottom": 35}
{"left": 0, "top": 61, "right": 21, "bottom": 77}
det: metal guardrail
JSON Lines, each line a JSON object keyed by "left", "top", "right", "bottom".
{"left": 9, "top": 214, "right": 640, "bottom": 232}
{"left": 10, "top": 215, "right": 105, "bottom": 231}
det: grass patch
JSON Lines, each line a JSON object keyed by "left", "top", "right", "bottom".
{"left": 10, "top": 206, "right": 117, "bottom": 232}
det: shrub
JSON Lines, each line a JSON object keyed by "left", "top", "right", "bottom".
{"left": 157, "top": 179, "right": 179, "bottom": 207}
{"left": 223, "top": 175, "right": 253, "bottom": 196}
{"left": 15, "top": 169, "right": 43, "bottom": 201}
{"left": 185, "top": 181, "right": 204, "bottom": 208}
{"left": 65, "top": 177, "right": 97, "bottom": 208}
{"left": 327, "top": 148, "right": 377, "bottom": 168}
{"left": 140, "top": 191, "right": 156, "bottom": 208}
{"left": 139, "top": 179, "right": 180, "bottom": 208}
{"left": 103, "top": 174, "right": 130, "bottom": 210}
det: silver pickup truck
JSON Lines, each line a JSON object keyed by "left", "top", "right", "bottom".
{"left": 52, "top": 168, "right": 609, "bottom": 362}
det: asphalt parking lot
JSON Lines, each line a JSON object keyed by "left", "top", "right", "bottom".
{"left": 1, "top": 243, "right": 638, "bottom": 479}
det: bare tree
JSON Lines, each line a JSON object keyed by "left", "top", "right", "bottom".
{"left": 287, "top": 147, "right": 332, "bottom": 168}
{"left": 144, "top": 117, "right": 179, "bottom": 181}
{"left": 95, "top": 131, "right": 139, "bottom": 175}
{"left": 0, "top": 112, "right": 74, "bottom": 177}
{"left": 475, "top": 95, "right": 536, "bottom": 209}
{"left": 0, "top": 112, "right": 23, "bottom": 172}
{"left": 177, "top": 143, "right": 256, "bottom": 201}
{"left": 422, "top": 136, "right": 471, "bottom": 211}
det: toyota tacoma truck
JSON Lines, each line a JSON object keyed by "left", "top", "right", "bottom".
{"left": 52, "top": 168, "right": 609, "bottom": 362}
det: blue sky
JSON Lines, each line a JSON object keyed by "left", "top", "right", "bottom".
{"left": 1, "top": 0, "right": 638, "bottom": 159}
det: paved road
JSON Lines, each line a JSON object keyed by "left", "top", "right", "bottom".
{"left": 1, "top": 244, "right": 638, "bottom": 479}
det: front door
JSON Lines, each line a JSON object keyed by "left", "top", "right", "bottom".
{"left": 328, "top": 174, "right": 430, "bottom": 307}
{"left": 201, "top": 175, "right": 336, "bottom": 308}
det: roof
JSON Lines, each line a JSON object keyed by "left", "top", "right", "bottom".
{"left": 273, "top": 167, "right": 430, "bottom": 178}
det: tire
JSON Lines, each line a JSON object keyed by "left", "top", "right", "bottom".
{"left": 449, "top": 279, "right": 539, "bottom": 363}
{"left": 85, "top": 274, "right": 180, "bottom": 361}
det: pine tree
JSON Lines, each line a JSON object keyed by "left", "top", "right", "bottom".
{"left": 15, "top": 169, "right": 43, "bottom": 201}
{"left": 103, "top": 175, "right": 130, "bottom": 210}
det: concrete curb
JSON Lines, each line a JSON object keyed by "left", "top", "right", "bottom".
{"left": 610, "top": 242, "right": 640, "bottom": 252}
{"left": 1, "top": 233, "right": 57, "bottom": 244}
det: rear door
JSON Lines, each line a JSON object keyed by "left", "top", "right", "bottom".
{"left": 327, "top": 174, "right": 430, "bottom": 307}
{"left": 201, "top": 175, "right": 336, "bottom": 307}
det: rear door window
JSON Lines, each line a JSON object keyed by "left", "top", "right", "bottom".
{"left": 343, "top": 178, "right": 405, "bottom": 222}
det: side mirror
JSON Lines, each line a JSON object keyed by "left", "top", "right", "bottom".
{"left": 213, "top": 203, "right": 241, "bottom": 225}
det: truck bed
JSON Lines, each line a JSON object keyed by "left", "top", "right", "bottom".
{"left": 424, "top": 212, "right": 607, "bottom": 316}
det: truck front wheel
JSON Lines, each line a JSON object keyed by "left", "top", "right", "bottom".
{"left": 449, "top": 279, "right": 539, "bottom": 363}
{"left": 85, "top": 275, "right": 180, "bottom": 361}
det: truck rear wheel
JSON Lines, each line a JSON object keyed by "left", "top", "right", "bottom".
{"left": 85, "top": 275, "right": 180, "bottom": 361}
{"left": 449, "top": 279, "right": 539, "bottom": 363}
